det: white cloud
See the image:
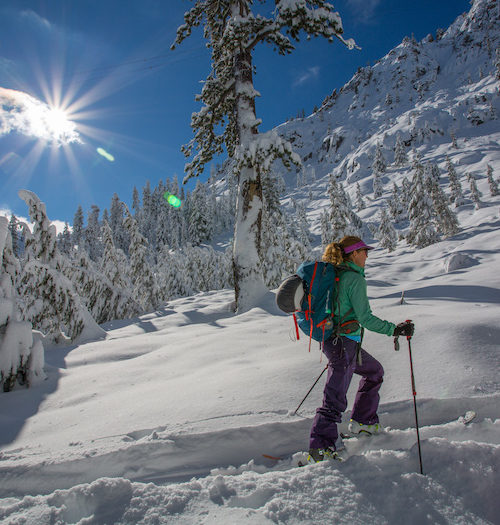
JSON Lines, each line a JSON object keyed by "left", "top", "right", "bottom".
{"left": 345, "top": 0, "right": 381, "bottom": 24}
{"left": 293, "top": 66, "right": 320, "bottom": 87}
{"left": 0, "top": 87, "right": 81, "bottom": 145}
{"left": 19, "top": 9, "right": 52, "bottom": 31}
{"left": 0, "top": 209, "right": 69, "bottom": 235}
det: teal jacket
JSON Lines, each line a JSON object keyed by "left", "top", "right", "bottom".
{"left": 335, "top": 261, "right": 395, "bottom": 337}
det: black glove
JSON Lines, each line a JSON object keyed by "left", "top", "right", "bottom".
{"left": 393, "top": 320, "right": 415, "bottom": 338}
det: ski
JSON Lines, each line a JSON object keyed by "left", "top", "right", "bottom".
{"left": 458, "top": 410, "right": 476, "bottom": 425}
{"left": 263, "top": 411, "right": 477, "bottom": 468}
{"left": 262, "top": 450, "right": 343, "bottom": 467}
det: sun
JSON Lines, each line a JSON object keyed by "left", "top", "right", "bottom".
{"left": 45, "top": 106, "right": 77, "bottom": 143}
{"left": 24, "top": 98, "right": 81, "bottom": 146}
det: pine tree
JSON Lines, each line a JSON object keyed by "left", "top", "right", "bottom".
{"left": 487, "top": 164, "right": 499, "bottom": 196}
{"left": 18, "top": 190, "right": 104, "bottom": 343}
{"left": 0, "top": 217, "right": 45, "bottom": 392}
{"left": 446, "top": 156, "right": 466, "bottom": 207}
{"left": 8, "top": 214, "right": 21, "bottom": 258}
{"left": 132, "top": 187, "right": 141, "bottom": 216}
{"left": 260, "top": 171, "right": 305, "bottom": 288}
{"left": 109, "top": 193, "right": 128, "bottom": 253}
{"left": 320, "top": 209, "right": 332, "bottom": 248}
{"left": 407, "top": 164, "right": 439, "bottom": 248}
{"left": 355, "top": 183, "right": 365, "bottom": 211}
{"left": 172, "top": 0, "right": 354, "bottom": 312}
{"left": 388, "top": 182, "right": 406, "bottom": 223}
{"left": 372, "top": 144, "right": 386, "bottom": 198}
{"left": 378, "top": 207, "right": 398, "bottom": 252}
{"left": 373, "top": 143, "right": 387, "bottom": 174}
{"left": 57, "top": 222, "right": 73, "bottom": 256}
{"left": 425, "top": 165, "right": 460, "bottom": 238}
{"left": 72, "top": 206, "right": 84, "bottom": 250}
{"left": 294, "top": 201, "right": 312, "bottom": 253}
{"left": 496, "top": 46, "right": 500, "bottom": 81}
{"left": 189, "top": 180, "right": 213, "bottom": 246}
{"left": 467, "top": 173, "right": 482, "bottom": 209}
{"left": 323, "top": 174, "right": 361, "bottom": 244}
{"left": 373, "top": 170, "right": 383, "bottom": 199}
{"left": 124, "top": 208, "right": 158, "bottom": 312}
{"left": 84, "top": 205, "right": 102, "bottom": 262}
{"left": 400, "top": 177, "right": 412, "bottom": 215}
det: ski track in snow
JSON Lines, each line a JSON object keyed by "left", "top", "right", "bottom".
{"left": 0, "top": 404, "right": 498, "bottom": 524}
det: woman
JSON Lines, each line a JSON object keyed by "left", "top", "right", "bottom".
{"left": 308, "top": 235, "right": 414, "bottom": 462}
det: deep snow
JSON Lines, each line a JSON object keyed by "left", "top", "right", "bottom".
{"left": 0, "top": 197, "right": 499, "bottom": 523}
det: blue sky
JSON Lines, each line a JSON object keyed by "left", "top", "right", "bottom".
{"left": 0, "top": 0, "right": 471, "bottom": 226}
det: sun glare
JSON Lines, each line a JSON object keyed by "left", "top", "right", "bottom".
{"left": 28, "top": 101, "right": 81, "bottom": 146}
{"left": 46, "top": 107, "right": 77, "bottom": 142}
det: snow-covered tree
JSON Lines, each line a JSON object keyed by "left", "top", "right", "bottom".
{"left": 84, "top": 205, "right": 102, "bottom": 262}
{"left": 172, "top": 0, "right": 355, "bottom": 312}
{"left": 467, "top": 173, "right": 483, "bottom": 209}
{"left": 189, "top": 180, "right": 213, "bottom": 246}
{"left": 377, "top": 207, "right": 398, "bottom": 252}
{"left": 487, "top": 164, "right": 498, "bottom": 196}
{"left": 372, "top": 170, "right": 383, "bottom": 199}
{"left": 18, "top": 190, "right": 104, "bottom": 343}
{"left": 132, "top": 187, "right": 141, "bottom": 216}
{"left": 293, "top": 201, "right": 312, "bottom": 254}
{"left": 72, "top": 206, "right": 84, "bottom": 250}
{"left": 355, "top": 182, "right": 365, "bottom": 211}
{"left": 109, "top": 193, "right": 128, "bottom": 253}
{"left": 407, "top": 164, "right": 439, "bottom": 248}
{"left": 496, "top": 46, "right": 500, "bottom": 81}
{"left": 394, "top": 135, "right": 408, "bottom": 167}
{"left": 57, "top": 222, "right": 73, "bottom": 256}
{"left": 388, "top": 182, "right": 406, "bottom": 223}
{"left": 260, "top": 172, "right": 308, "bottom": 287}
{"left": 0, "top": 217, "right": 45, "bottom": 392}
{"left": 425, "top": 166, "right": 460, "bottom": 238}
{"left": 322, "top": 174, "right": 361, "bottom": 245}
{"left": 8, "top": 215, "right": 22, "bottom": 258}
{"left": 124, "top": 208, "right": 158, "bottom": 312}
{"left": 400, "top": 177, "right": 412, "bottom": 214}
{"left": 373, "top": 143, "right": 387, "bottom": 174}
{"left": 320, "top": 208, "right": 332, "bottom": 248}
{"left": 372, "top": 143, "right": 386, "bottom": 198}
{"left": 446, "top": 156, "right": 466, "bottom": 207}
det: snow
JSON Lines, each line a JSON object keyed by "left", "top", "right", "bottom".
{"left": 1, "top": 1, "right": 499, "bottom": 522}
{"left": 0, "top": 199, "right": 499, "bottom": 523}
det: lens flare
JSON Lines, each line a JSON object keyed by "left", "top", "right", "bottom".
{"left": 163, "top": 191, "right": 182, "bottom": 208}
{"left": 97, "top": 147, "right": 115, "bottom": 162}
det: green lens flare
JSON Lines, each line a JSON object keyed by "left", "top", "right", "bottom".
{"left": 96, "top": 147, "right": 115, "bottom": 162}
{"left": 163, "top": 191, "right": 182, "bottom": 208}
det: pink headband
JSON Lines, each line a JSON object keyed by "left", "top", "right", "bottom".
{"left": 343, "top": 240, "right": 374, "bottom": 254}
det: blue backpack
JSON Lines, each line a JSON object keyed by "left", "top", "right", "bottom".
{"left": 276, "top": 261, "right": 356, "bottom": 349}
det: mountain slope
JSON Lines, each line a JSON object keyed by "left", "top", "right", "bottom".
{"left": 274, "top": 0, "right": 499, "bottom": 231}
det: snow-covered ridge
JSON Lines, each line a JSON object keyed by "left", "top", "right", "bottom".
{"left": 273, "top": 0, "right": 499, "bottom": 208}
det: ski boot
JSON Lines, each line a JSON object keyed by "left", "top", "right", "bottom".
{"left": 307, "top": 436, "right": 345, "bottom": 463}
{"left": 347, "top": 419, "right": 381, "bottom": 436}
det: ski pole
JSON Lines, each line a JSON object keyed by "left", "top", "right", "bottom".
{"left": 406, "top": 333, "right": 424, "bottom": 475}
{"left": 293, "top": 365, "right": 328, "bottom": 415}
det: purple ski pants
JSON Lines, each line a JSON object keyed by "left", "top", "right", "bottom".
{"left": 309, "top": 336, "right": 384, "bottom": 450}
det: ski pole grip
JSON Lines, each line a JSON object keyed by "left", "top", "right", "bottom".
{"left": 405, "top": 319, "right": 413, "bottom": 340}
{"left": 394, "top": 337, "right": 400, "bottom": 351}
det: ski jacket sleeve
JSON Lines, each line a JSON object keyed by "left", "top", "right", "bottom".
{"left": 344, "top": 272, "right": 396, "bottom": 336}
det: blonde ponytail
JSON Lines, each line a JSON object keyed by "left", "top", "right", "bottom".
{"left": 322, "top": 236, "right": 363, "bottom": 265}
{"left": 322, "top": 243, "right": 344, "bottom": 265}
